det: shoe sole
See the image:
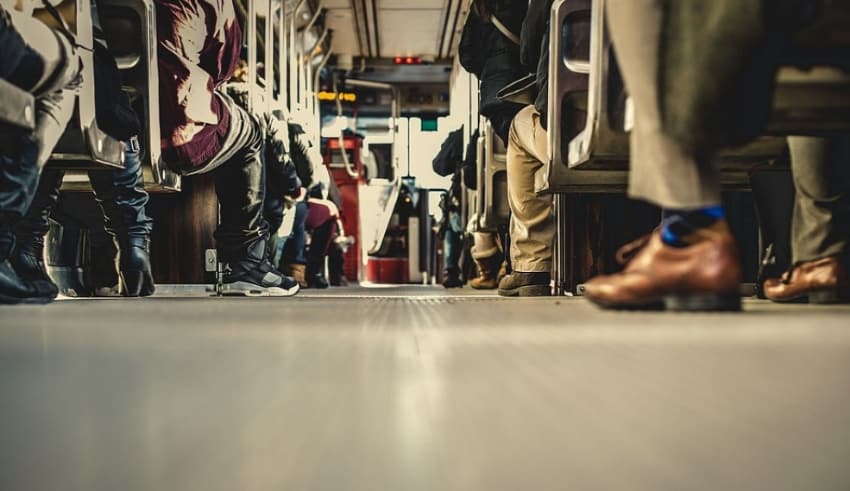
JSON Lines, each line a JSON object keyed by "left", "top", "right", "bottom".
{"left": 498, "top": 284, "right": 551, "bottom": 297}
{"left": 770, "top": 288, "right": 850, "bottom": 305}
{"left": 221, "top": 281, "right": 301, "bottom": 297}
{"left": 0, "top": 293, "right": 55, "bottom": 305}
{"left": 588, "top": 293, "right": 740, "bottom": 312}
{"left": 664, "top": 293, "right": 741, "bottom": 312}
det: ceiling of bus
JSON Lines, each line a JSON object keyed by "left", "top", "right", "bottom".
{"left": 325, "top": 0, "right": 468, "bottom": 60}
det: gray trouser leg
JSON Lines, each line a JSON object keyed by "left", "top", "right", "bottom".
{"left": 607, "top": 0, "right": 722, "bottom": 209}
{"left": 787, "top": 136, "right": 850, "bottom": 265}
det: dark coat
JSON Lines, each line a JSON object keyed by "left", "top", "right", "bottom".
{"left": 459, "top": 0, "right": 528, "bottom": 141}
{"left": 521, "top": 0, "right": 555, "bottom": 128}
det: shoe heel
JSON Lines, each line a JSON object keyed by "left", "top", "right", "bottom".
{"left": 664, "top": 293, "right": 741, "bottom": 312}
{"left": 120, "top": 270, "right": 155, "bottom": 297}
{"left": 809, "top": 289, "right": 850, "bottom": 305}
{"left": 517, "top": 284, "right": 552, "bottom": 297}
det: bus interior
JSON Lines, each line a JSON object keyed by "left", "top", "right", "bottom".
{"left": 2, "top": 0, "right": 850, "bottom": 489}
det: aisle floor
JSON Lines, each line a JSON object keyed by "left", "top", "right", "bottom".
{"left": 2, "top": 286, "right": 850, "bottom": 490}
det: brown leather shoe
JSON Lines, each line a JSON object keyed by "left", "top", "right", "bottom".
{"left": 763, "top": 256, "right": 850, "bottom": 304}
{"left": 584, "top": 221, "right": 742, "bottom": 311}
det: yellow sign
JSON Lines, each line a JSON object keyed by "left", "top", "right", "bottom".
{"left": 318, "top": 91, "right": 357, "bottom": 103}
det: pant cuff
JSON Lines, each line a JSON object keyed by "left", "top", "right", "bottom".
{"left": 512, "top": 262, "right": 551, "bottom": 273}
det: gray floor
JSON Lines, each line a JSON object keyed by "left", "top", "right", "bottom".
{"left": 1, "top": 287, "right": 850, "bottom": 491}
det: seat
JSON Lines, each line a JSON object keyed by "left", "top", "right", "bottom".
{"left": 478, "top": 121, "right": 510, "bottom": 231}
{"left": 540, "top": 0, "right": 804, "bottom": 195}
{"left": 36, "top": 0, "right": 125, "bottom": 172}
{"left": 55, "top": 0, "right": 180, "bottom": 193}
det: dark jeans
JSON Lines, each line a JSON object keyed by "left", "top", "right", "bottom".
{"left": 282, "top": 201, "right": 308, "bottom": 265}
{"left": 444, "top": 228, "right": 462, "bottom": 271}
{"left": 167, "top": 95, "right": 269, "bottom": 264}
{"left": 0, "top": 13, "right": 78, "bottom": 257}
{"left": 15, "top": 140, "right": 152, "bottom": 242}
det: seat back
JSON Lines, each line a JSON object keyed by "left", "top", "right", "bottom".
{"left": 96, "top": 0, "right": 180, "bottom": 192}
{"left": 542, "top": 0, "right": 850, "bottom": 195}
{"left": 36, "top": 0, "right": 125, "bottom": 171}
{"left": 479, "top": 121, "right": 510, "bottom": 230}
{"left": 541, "top": 0, "right": 629, "bottom": 193}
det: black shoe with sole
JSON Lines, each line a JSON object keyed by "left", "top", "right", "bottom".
{"left": 0, "top": 259, "right": 55, "bottom": 304}
{"left": 222, "top": 241, "right": 300, "bottom": 297}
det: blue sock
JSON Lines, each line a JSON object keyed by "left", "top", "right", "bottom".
{"left": 661, "top": 206, "right": 725, "bottom": 248}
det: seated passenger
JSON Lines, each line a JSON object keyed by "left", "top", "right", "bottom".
{"left": 0, "top": 2, "right": 81, "bottom": 304}
{"left": 458, "top": 0, "right": 530, "bottom": 293}
{"left": 763, "top": 137, "right": 850, "bottom": 303}
{"left": 585, "top": 0, "right": 848, "bottom": 310}
{"left": 13, "top": 1, "right": 155, "bottom": 298}
{"left": 154, "top": 0, "right": 298, "bottom": 296}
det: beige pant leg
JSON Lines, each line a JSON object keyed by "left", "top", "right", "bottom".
{"left": 507, "top": 106, "right": 553, "bottom": 273}
{"left": 471, "top": 232, "right": 499, "bottom": 260}
{"left": 607, "top": 0, "right": 722, "bottom": 209}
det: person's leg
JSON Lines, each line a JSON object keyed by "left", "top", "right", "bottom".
{"left": 582, "top": 0, "right": 742, "bottom": 311}
{"left": 89, "top": 138, "right": 155, "bottom": 296}
{"left": 11, "top": 167, "right": 64, "bottom": 295}
{"left": 764, "top": 136, "right": 850, "bottom": 303}
{"left": 305, "top": 199, "right": 338, "bottom": 289}
{"left": 607, "top": 0, "right": 721, "bottom": 209}
{"left": 470, "top": 232, "right": 501, "bottom": 290}
{"left": 442, "top": 223, "right": 463, "bottom": 289}
{"left": 499, "top": 105, "right": 553, "bottom": 296}
{"left": 211, "top": 101, "right": 298, "bottom": 296}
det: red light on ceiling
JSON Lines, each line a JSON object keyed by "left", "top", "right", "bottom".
{"left": 393, "top": 56, "right": 422, "bottom": 65}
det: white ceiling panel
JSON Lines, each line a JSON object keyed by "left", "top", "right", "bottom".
{"left": 379, "top": 8, "right": 444, "bottom": 57}
{"left": 380, "top": 0, "right": 445, "bottom": 8}
{"left": 327, "top": 8, "right": 360, "bottom": 56}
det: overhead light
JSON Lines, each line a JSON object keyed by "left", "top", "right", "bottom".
{"left": 393, "top": 56, "right": 422, "bottom": 65}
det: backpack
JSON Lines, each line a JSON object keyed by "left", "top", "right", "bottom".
{"left": 432, "top": 127, "right": 465, "bottom": 177}
{"left": 459, "top": 10, "right": 488, "bottom": 77}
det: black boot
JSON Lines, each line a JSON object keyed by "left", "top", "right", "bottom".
{"left": 11, "top": 233, "right": 59, "bottom": 298}
{"left": 10, "top": 168, "right": 65, "bottom": 299}
{"left": 89, "top": 140, "right": 156, "bottom": 297}
{"left": 0, "top": 229, "right": 54, "bottom": 304}
{"left": 328, "top": 244, "right": 348, "bottom": 286}
{"left": 442, "top": 267, "right": 463, "bottom": 288}
{"left": 307, "top": 259, "right": 329, "bottom": 289}
{"left": 116, "top": 236, "right": 154, "bottom": 297}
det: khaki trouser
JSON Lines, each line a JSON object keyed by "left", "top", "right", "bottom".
{"left": 607, "top": 0, "right": 722, "bottom": 209}
{"left": 507, "top": 105, "right": 553, "bottom": 273}
{"left": 788, "top": 137, "right": 850, "bottom": 264}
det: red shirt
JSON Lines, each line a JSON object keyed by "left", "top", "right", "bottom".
{"left": 155, "top": 0, "right": 242, "bottom": 169}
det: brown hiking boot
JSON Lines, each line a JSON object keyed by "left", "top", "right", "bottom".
{"left": 584, "top": 221, "right": 742, "bottom": 311}
{"left": 764, "top": 256, "right": 850, "bottom": 304}
{"left": 286, "top": 263, "right": 308, "bottom": 288}
{"left": 498, "top": 272, "right": 551, "bottom": 297}
{"left": 470, "top": 254, "right": 501, "bottom": 290}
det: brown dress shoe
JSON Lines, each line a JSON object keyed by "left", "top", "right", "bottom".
{"left": 763, "top": 256, "right": 850, "bottom": 304}
{"left": 584, "top": 222, "right": 742, "bottom": 311}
